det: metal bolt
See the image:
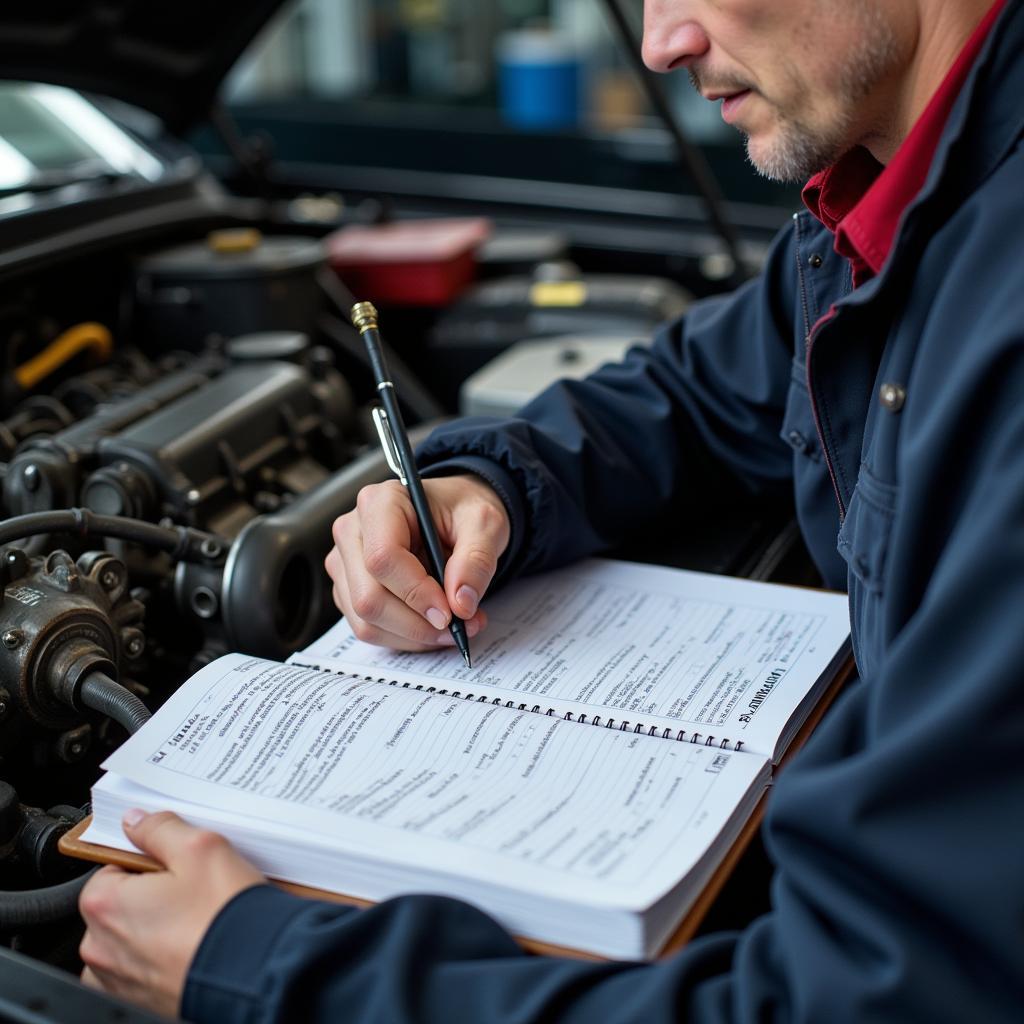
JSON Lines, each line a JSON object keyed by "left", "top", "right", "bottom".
{"left": 101, "top": 568, "right": 120, "bottom": 590}
{"left": 56, "top": 725, "right": 91, "bottom": 763}
{"left": 186, "top": 489, "right": 201, "bottom": 505}
{"left": 53, "top": 564, "right": 78, "bottom": 592}
{"left": 2, "top": 629, "right": 23, "bottom": 650}
{"left": 200, "top": 538, "right": 222, "bottom": 559}
{"left": 126, "top": 636, "right": 144, "bottom": 657}
{"left": 22, "top": 464, "right": 40, "bottom": 492}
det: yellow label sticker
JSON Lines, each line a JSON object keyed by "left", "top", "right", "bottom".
{"left": 207, "top": 228, "right": 262, "bottom": 254}
{"left": 529, "top": 281, "right": 588, "bottom": 307}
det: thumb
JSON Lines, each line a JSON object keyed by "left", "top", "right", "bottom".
{"left": 122, "top": 809, "right": 202, "bottom": 869}
{"left": 444, "top": 502, "right": 508, "bottom": 619}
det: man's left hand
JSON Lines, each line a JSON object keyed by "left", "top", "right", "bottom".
{"left": 78, "top": 809, "right": 265, "bottom": 1018}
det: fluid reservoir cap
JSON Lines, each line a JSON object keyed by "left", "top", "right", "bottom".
{"left": 138, "top": 235, "right": 323, "bottom": 280}
{"left": 208, "top": 228, "right": 263, "bottom": 254}
{"left": 227, "top": 331, "right": 311, "bottom": 363}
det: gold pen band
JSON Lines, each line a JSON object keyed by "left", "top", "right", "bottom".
{"left": 351, "top": 301, "right": 379, "bottom": 334}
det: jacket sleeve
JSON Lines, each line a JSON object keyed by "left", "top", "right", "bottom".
{"left": 182, "top": 886, "right": 743, "bottom": 1024}
{"left": 416, "top": 221, "right": 800, "bottom": 579}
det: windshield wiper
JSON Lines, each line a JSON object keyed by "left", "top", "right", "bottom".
{"left": 0, "top": 159, "right": 125, "bottom": 198}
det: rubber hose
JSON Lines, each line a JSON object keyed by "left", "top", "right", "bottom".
{"left": 78, "top": 671, "right": 151, "bottom": 734}
{"left": 0, "top": 508, "right": 225, "bottom": 564}
{"left": 0, "top": 674, "right": 145, "bottom": 931}
{"left": 14, "top": 323, "right": 114, "bottom": 392}
{"left": 0, "top": 869, "right": 97, "bottom": 930}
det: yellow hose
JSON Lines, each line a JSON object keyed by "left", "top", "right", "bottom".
{"left": 14, "top": 322, "right": 114, "bottom": 391}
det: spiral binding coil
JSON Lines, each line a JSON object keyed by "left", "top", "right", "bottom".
{"left": 292, "top": 662, "right": 743, "bottom": 751}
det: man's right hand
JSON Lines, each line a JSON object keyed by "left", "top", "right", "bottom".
{"left": 325, "top": 474, "right": 511, "bottom": 651}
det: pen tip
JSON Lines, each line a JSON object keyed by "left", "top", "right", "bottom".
{"left": 463, "top": 651, "right": 472, "bottom": 669}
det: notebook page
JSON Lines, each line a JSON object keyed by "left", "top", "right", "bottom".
{"left": 299, "top": 559, "right": 850, "bottom": 758}
{"left": 94, "top": 653, "right": 768, "bottom": 913}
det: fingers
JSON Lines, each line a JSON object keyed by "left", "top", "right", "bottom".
{"left": 79, "top": 816, "right": 265, "bottom": 1019}
{"left": 79, "top": 866, "right": 131, "bottom": 930}
{"left": 121, "top": 810, "right": 231, "bottom": 873}
{"left": 352, "top": 487, "right": 454, "bottom": 628}
{"left": 330, "top": 482, "right": 470, "bottom": 647}
{"left": 326, "top": 477, "right": 508, "bottom": 650}
{"left": 79, "top": 867, "right": 136, "bottom": 977}
{"left": 332, "top": 515, "right": 453, "bottom": 649}
{"left": 445, "top": 493, "right": 510, "bottom": 619}
{"left": 81, "top": 965, "right": 103, "bottom": 989}
{"left": 80, "top": 961, "right": 138, "bottom": 1007}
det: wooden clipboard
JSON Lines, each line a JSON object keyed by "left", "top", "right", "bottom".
{"left": 60, "top": 659, "right": 853, "bottom": 961}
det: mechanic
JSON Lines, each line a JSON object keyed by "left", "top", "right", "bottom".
{"left": 77, "top": 1, "right": 1024, "bottom": 1020}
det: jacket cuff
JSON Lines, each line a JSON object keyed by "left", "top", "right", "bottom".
{"left": 181, "top": 884, "right": 355, "bottom": 1024}
{"left": 419, "top": 455, "right": 526, "bottom": 586}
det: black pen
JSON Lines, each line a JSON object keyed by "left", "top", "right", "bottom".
{"left": 350, "top": 301, "right": 472, "bottom": 668}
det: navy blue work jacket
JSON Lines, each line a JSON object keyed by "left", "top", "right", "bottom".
{"left": 183, "top": 3, "right": 1024, "bottom": 1021}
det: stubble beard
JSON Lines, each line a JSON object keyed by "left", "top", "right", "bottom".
{"left": 744, "top": 104, "right": 855, "bottom": 183}
{"left": 700, "top": 4, "right": 903, "bottom": 183}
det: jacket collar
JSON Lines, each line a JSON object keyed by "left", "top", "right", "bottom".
{"left": 830, "top": 0, "right": 1024, "bottom": 313}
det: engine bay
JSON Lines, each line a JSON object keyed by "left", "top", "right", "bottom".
{"left": 0, "top": 195, "right": 720, "bottom": 977}
{"left": 1, "top": 235, "right": 361, "bottom": 953}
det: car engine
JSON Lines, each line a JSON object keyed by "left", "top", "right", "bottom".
{"left": 0, "top": 230, "right": 411, "bottom": 963}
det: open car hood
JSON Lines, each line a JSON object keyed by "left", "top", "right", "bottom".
{"left": 0, "top": 0, "right": 293, "bottom": 133}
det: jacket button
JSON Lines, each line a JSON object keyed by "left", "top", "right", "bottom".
{"left": 808, "top": 253, "right": 823, "bottom": 268}
{"left": 788, "top": 429, "right": 808, "bottom": 452}
{"left": 879, "top": 382, "right": 907, "bottom": 412}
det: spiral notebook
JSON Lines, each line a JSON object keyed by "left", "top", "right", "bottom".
{"left": 73, "top": 559, "right": 851, "bottom": 960}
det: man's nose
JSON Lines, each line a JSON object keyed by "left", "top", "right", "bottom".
{"left": 641, "top": 8, "right": 711, "bottom": 74}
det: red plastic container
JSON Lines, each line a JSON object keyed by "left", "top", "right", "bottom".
{"left": 325, "top": 218, "right": 492, "bottom": 306}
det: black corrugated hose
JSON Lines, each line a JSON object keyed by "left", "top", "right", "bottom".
{"left": 78, "top": 671, "right": 152, "bottom": 735}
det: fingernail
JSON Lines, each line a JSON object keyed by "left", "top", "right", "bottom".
{"left": 123, "top": 808, "right": 146, "bottom": 829}
{"left": 425, "top": 607, "right": 448, "bottom": 630}
{"left": 456, "top": 585, "right": 479, "bottom": 617}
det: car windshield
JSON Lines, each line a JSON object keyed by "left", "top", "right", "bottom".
{"left": 0, "top": 82, "right": 163, "bottom": 195}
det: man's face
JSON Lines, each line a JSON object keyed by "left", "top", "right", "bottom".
{"left": 642, "top": 0, "right": 910, "bottom": 181}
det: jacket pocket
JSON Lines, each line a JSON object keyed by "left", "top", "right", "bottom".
{"left": 837, "top": 463, "right": 897, "bottom": 593}
{"left": 837, "top": 463, "right": 898, "bottom": 675}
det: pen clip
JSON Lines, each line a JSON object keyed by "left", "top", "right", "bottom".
{"left": 372, "top": 406, "right": 407, "bottom": 486}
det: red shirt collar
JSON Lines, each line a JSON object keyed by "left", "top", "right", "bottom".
{"left": 802, "top": 0, "right": 1007, "bottom": 286}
